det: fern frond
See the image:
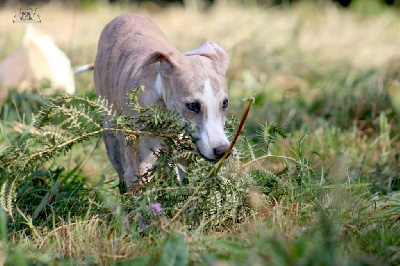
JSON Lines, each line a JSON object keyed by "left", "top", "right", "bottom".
{"left": 0, "top": 179, "right": 17, "bottom": 218}
{"left": 257, "top": 122, "right": 288, "bottom": 154}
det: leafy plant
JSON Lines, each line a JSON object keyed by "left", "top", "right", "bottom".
{"left": 0, "top": 88, "right": 255, "bottom": 230}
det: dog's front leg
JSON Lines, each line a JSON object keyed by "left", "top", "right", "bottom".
{"left": 121, "top": 145, "right": 139, "bottom": 192}
{"left": 122, "top": 136, "right": 162, "bottom": 190}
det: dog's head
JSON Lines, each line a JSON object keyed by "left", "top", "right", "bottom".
{"left": 143, "top": 41, "right": 230, "bottom": 160}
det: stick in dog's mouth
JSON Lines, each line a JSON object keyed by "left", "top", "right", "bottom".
{"left": 213, "top": 97, "right": 254, "bottom": 173}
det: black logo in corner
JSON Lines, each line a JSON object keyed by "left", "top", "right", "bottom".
{"left": 13, "top": 8, "right": 41, "bottom": 23}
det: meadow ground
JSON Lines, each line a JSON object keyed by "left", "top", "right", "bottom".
{"left": 0, "top": 1, "right": 399, "bottom": 265}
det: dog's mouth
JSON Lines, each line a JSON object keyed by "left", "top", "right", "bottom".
{"left": 193, "top": 133, "right": 231, "bottom": 162}
{"left": 198, "top": 151, "right": 218, "bottom": 162}
{"left": 195, "top": 147, "right": 231, "bottom": 162}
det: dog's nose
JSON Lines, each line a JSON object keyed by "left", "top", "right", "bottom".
{"left": 213, "top": 144, "right": 230, "bottom": 159}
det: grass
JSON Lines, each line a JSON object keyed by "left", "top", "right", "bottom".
{"left": 0, "top": 1, "right": 400, "bottom": 265}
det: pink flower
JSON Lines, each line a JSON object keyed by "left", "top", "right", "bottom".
{"left": 151, "top": 203, "right": 162, "bottom": 214}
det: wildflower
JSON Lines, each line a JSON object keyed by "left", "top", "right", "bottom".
{"left": 151, "top": 203, "right": 162, "bottom": 214}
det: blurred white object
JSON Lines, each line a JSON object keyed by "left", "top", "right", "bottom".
{"left": 0, "top": 25, "right": 75, "bottom": 101}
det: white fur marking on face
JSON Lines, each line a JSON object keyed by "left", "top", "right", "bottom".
{"left": 203, "top": 77, "right": 218, "bottom": 125}
{"left": 198, "top": 77, "right": 229, "bottom": 159}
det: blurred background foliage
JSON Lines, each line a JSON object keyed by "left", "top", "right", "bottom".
{"left": 0, "top": 0, "right": 399, "bottom": 264}
{"left": 1, "top": 0, "right": 400, "bottom": 9}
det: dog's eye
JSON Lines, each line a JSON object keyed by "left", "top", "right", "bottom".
{"left": 222, "top": 99, "right": 229, "bottom": 110}
{"left": 186, "top": 102, "right": 201, "bottom": 113}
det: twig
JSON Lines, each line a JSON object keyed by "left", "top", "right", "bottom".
{"left": 214, "top": 97, "right": 254, "bottom": 174}
{"left": 26, "top": 127, "right": 196, "bottom": 163}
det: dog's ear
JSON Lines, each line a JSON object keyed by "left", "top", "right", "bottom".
{"left": 184, "top": 41, "right": 228, "bottom": 73}
{"left": 140, "top": 50, "right": 177, "bottom": 76}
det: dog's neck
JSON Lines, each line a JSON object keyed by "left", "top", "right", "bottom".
{"left": 155, "top": 73, "right": 164, "bottom": 98}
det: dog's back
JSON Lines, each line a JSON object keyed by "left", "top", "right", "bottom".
{"left": 94, "top": 14, "right": 177, "bottom": 111}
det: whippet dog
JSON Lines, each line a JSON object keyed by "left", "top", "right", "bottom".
{"left": 92, "top": 14, "right": 230, "bottom": 189}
